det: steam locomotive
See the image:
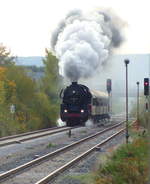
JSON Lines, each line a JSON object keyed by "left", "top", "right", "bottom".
{"left": 60, "top": 82, "right": 110, "bottom": 126}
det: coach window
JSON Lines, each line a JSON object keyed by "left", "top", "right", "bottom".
{"left": 93, "top": 98, "right": 97, "bottom": 106}
{"left": 105, "top": 99, "right": 108, "bottom": 106}
{"left": 99, "top": 99, "right": 102, "bottom": 106}
{"left": 93, "top": 98, "right": 99, "bottom": 106}
{"left": 103, "top": 99, "right": 106, "bottom": 106}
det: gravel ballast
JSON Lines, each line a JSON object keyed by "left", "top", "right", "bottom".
{"left": 0, "top": 126, "right": 124, "bottom": 184}
{"left": 0, "top": 123, "right": 116, "bottom": 173}
{"left": 51, "top": 133, "right": 125, "bottom": 184}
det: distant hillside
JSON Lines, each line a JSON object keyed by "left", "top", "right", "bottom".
{"left": 24, "top": 66, "right": 45, "bottom": 80}
{"left": 15, "top": 54, "right": 149, "bottom": 94}
{"left": 15, "top": 56, "right": 44, "bottom": 67}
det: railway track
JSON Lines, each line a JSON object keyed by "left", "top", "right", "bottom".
{"left": 37, "top": 129, "right": 125, "bottom": 184}
{"left": 0, "top": 126, "right": 74, "bottom": 147}
{"left": 0, "top": 121, "right": 125, "bottom": 184}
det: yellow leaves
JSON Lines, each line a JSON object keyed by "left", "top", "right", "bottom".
{"left": 0, "top": 66, "right": 7, "bottom": 80}
{"left": 0, "top": 67, "right": 9, "bottom": 104}
{"left": 0, "top": 81, "right": 5, "bottom": 104}
{"left": 16, "top": 112, "right": 26, "bottom": 122}
{"left": 0, "top": 66, "right": 7, "bottom": 72}
{"left": 5, "top": 79, "right": 16, "bottom": 98}
{"left": 0, "top": 66, "right": 16, "bottom": 104}
{"left": 95, "top": 176, "right": 113, "bottom": 184}
{"left": 7, "top": 80, "right": 16, "bottom": 88}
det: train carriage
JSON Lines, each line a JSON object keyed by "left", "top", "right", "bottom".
{"left": 90, "top": 90, "right": 110, "bottom": 123}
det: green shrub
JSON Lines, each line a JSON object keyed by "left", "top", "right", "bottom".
{"left": 46, "top": 142, "right": 57, "bottom": 148}
{"left": 95, "top": 137, "right": 149, "bottom": 184}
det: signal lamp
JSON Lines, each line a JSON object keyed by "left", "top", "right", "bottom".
{"left": 144, "top": 78, "right": 149, "bottom": 96}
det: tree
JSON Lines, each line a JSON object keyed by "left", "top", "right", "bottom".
{"left": 0, "top": 45, "right": 62, "bottom": 135}
{"left": 5, "top": 66, "right": 36, "bottom": 105}
{"left": 0, "top": 44, "right": 15, "bottom": 66}
{"left": 42, "top": 49, "right": 62, "bottom": 103}
{"left": 0, "top": 67, "right": 7, "bottom": 104}
{"left": 39, "top": 49, "right": 63, "bottom": 126}
{"left": 29, "top": 92, "right": 58, "bottom": 128}
{"left": 5, "top": 66, "right": 37, "bottom": 126}
{"left": 0, "top": 44, "right": 16, "bottom": 104}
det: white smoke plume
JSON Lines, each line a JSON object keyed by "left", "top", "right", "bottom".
{"left": 51, "top": 9, "right": 125, "bottom": 82}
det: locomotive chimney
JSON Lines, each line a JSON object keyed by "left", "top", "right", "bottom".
{"left": 72, "top": 81, "right": 78, "bottom": 85}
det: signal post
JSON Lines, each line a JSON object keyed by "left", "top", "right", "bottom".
{"left": 136, "top": 82, "right": 140, "bottom": 130}
{"left": 106, "top": 79, "right": 112, "bottom": 115}
{"left": 144, "top": 78, "right": 149, "bottom": 114}
{"left": 144, "top": 78, "right": 149, "bottom": 134}
{"left": 144, "top": 77, "right": 150, "bottom": 184}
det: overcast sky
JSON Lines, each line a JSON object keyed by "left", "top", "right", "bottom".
{"left": 0, "top": 0, "right": 150, "bottom": 56}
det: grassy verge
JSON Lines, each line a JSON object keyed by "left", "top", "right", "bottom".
{"left": 95, "top": 139, "right": 148, "bottom": 184}
{"left": 93, "top": 126, "right": 149, "bottom": 184}
{"left": 69, "top": 124, "right": 149, "bottom": 184}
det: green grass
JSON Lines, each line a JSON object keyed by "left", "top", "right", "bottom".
{"left": 93, "top": 133, "right": 149, "bottom": 184}
{"left": 46, "top": 142, "right": 57, "bottom": 148}
{"left": 79, "top": 130, "right": 87, "bottom": 134}
{"left": 61, "top": 174, "right": 95, "bottom": 184}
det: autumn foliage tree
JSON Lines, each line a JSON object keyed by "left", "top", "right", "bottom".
{"left": 0, "top": 44, "right": 16, "bottom": 105}
{"left": 0, "top": 46, "right": 17, "bottom": 136}
{"left": 0, "top": 43, "right": 15, "bottom": 66}
{"left": 0, "top": 45, "right": 62, "bottom": 136}
{"left": 0, "top": 67, "right": 7, "bottom": 104}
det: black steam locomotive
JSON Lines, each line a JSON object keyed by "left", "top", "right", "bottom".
{"left": 60, "top": 82, "right": 110, "bottom": 126}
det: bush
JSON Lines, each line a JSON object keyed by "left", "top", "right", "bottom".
{"left": 95, "top": 137, "right": 149, "bottom": 184}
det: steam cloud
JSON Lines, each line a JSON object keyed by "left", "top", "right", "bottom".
{"left": 51, "top": 9, "right": 125, "bottom": 81}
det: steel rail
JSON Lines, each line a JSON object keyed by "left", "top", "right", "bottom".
{"left": 0, "top": 121, "right": 125, "bottom": 182}
{"left": 0, "top": 126, "right": 73, "bottom": 147}
{"left": 36, "top": 128, "right": 125, "bottom": 184}
{"left": 0, "top": 126, "right": 68, "bottom": 141}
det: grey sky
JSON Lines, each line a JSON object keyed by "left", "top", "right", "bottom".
{"left": 0, "top": 0, "right": 150, "bottom": 56}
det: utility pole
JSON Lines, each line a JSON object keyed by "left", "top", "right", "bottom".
{"left": 124, "top": 59, "right": 130, "bottom": 144}
{"left": 136, "top": 82, "right": 140, "bottom": 129}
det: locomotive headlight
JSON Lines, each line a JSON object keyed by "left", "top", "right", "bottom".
{"left": 81, "top": 109, "right": 84, "bottom": 113}
{"left": 64, "top": 109, "right": 68, "bottom": 113}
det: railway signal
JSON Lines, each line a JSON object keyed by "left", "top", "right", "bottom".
{"left": 144, "top": 78, "right": 149, "bottom": 96}
{"left": 106, "top": 79, "right": 112, "bottom": 114}
{"left": 106, "top": 79, "right": 112, "bottom": 94}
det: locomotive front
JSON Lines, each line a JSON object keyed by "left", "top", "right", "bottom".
{"left": 60, "top": 82, "right": 92, "bottom": 126}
